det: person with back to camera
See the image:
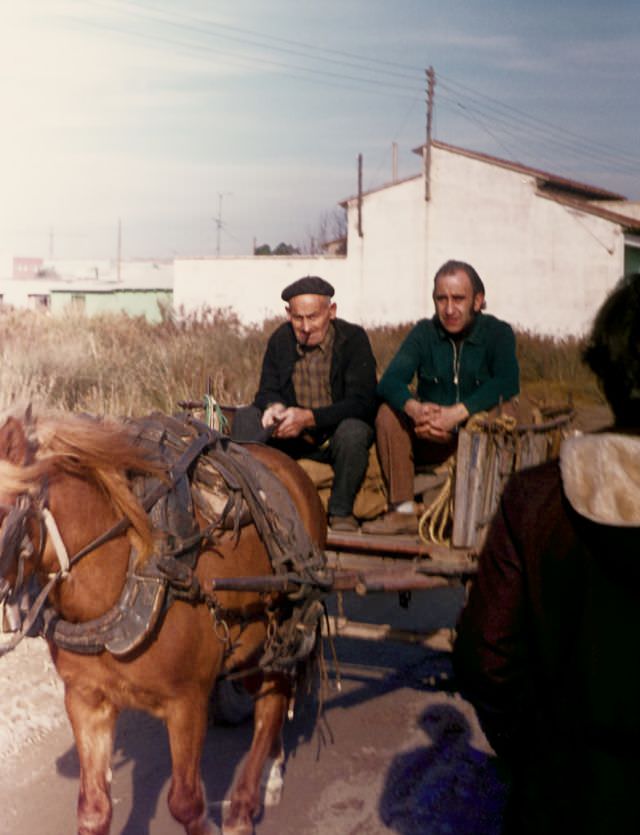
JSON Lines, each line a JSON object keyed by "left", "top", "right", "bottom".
{"left": 454, "top": 273, "right": 640, "bottom": 834}
{"left": 232, "top": 275, "right": 377, "bottom": 532}
{"left": 362, "top": 259, "right": 520, "bottom": 535}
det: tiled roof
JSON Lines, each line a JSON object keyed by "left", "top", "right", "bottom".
{"left": 416, "top": 140, "right": 627, "bottom": 201}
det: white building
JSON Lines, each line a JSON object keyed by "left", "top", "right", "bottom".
{"left": 174, "top": 141, "right": 640, "bottom": 336}
{"left": 0, "top": 258, "right": 173, "bottom": 320}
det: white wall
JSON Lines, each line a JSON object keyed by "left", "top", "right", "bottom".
{"left": 0, "top": 277, "right": 66, "bottom": 308}
{"left": 173, "top": 146, "right": 628, "bottom": 336}
{"left": 346, "top": 176, "right": 429, "bottom": 324}
{"left": 174, "top": 256, "right": 353, "bottom": 324}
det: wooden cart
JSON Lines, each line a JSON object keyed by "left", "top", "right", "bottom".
{"left": 181, "top": 397, "right": 574, "bottom": 652}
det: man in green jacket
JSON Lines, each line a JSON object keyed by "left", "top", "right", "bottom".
{"left": 363, "top": 259, "right": 519, "bottom": 535}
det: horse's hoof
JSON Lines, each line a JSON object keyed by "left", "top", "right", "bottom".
{"left": 222, "top": 822, "right": 253, "bottom": 835}
{"left": 188, "top": 814, "right": 220, "bottom": 835}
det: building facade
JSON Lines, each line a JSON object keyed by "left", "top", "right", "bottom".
{"left": 174, "top": 141, "right": 640, "bottom": 336}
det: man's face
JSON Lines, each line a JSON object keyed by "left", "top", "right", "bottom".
{"left": 433, "top": 270, "right": 484, "bottom": 336}
{"left": 287, "top": 293, "right": 336, "bottom": 347}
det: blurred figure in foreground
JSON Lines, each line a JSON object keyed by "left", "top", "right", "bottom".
{"left": 454, "top": 273, "right": 640, "bottom": 834}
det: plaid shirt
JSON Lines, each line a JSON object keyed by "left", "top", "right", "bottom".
{"left": 292, "top": 323, "right": 335, "bottom": 409}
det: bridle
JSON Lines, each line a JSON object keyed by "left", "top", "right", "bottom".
{"left": 0, "top": 493, "right": 46, "bottom": 600}
{"left": 0, "top": 488, "right": 60, "bottom": 655}
{"left": 0, "top": 427, "right": 218, "bottom": 656}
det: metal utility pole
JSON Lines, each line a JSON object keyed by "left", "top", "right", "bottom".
{"left": 425, "top": 66, "right": 436, "bottom": 201}
{"left": 392, "top": 142, "right": 398, "bottom": 183}
{"left": 215, "top": 192, "right": 231, "bottom": 256}
{"left": 357, "top": 153, "right": 363, "bottom": 238}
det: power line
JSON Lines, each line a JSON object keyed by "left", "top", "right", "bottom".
{"left": 438, "top": 88, "right": 640, "bottom": 177}
{"left": 64, "top": 1, "right": 640, "bottom": 182}
{"left": 438, "top": 75, "right": 640, "bottom": 169}
{"left": 66, "top": 12, "right": 423, "bottom": 99}
{"left": 84, "top": 0, "right": 423, "bottom": 80}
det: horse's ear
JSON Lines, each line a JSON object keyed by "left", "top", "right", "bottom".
{"left": 0, "top": 417, "right": 30, "bottom": 465}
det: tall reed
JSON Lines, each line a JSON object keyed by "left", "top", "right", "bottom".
{"left": 0, "top": 307, "right": 602, "bottom": 416}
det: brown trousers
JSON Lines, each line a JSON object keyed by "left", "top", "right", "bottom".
{"left": 375, "top": 403, "right": 457, "bottom": 504}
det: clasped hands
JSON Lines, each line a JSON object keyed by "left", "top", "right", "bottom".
{"left": 403, "top": 399, "right": 469, "bottom": 443}
{"left": 261, "top": 403, "right": 315, "bottom": 439}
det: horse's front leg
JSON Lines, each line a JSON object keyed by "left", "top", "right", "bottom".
{"left": 224, "top": 674, "right": 289, "bottom": 835}
{"left": 165, "top": 693, "right": 216, "bottom": 835}
{"left": 65, "top": 686, "right": 118, "bottom": 835}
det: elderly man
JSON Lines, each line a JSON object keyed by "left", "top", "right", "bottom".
{"left": 232, "top": 276, "right": 377, "bottom": 532}
{"left": 453, "top": 273, "right": 640, "bottom": 834}
{"left": 363, "top": 259, "right": 519, "bottom": 535}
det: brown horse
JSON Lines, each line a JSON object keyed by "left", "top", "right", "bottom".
{"left": 0, "top": 408, "right": 326, "bottom": 835}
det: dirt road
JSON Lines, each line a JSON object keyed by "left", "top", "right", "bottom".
{"left": 0, "top": 587, "right": 507, "bottom": 835}
{"left": 1, "top": 405, "right": 612, "bottom": 833}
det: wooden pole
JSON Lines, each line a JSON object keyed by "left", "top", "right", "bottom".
{"left": 357, "top": 153, "right": 363, "bottom": 238}
{"left": 425, "top": 66, "right": 435, "bottom": 201}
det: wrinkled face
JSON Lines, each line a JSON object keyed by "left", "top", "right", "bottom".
{"left": 433, "top": 270, "right": 484, "bottom": 336}
{"left": 287, "top": 294, "right": 337, "bottom": 347}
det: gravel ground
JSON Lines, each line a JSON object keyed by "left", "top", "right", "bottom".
{"left": 0, "top": 635, "right": 66, "bottom": 779}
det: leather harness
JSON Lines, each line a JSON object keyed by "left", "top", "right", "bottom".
{"left": 0, "top": 414, "right": 328, "bottom": 675}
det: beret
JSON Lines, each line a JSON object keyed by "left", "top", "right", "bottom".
{"left": 281, "top": 276, "right": 335, "bottom": 302}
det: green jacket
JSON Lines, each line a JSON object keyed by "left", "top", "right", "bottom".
{"left": 377, "top": 313, "right": 519, "bottom": 415}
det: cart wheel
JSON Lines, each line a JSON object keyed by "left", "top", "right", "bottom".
{"left": 212, "top": 679, "right": 254, "bottom": 726}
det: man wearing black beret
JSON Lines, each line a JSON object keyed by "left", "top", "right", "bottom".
{"left": 232, "top": 275, "right": 377, "bottom": 531}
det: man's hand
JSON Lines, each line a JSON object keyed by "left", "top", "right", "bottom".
{"left": 427, "top": 403, "right": 469, "bottom": 434}
{"left": 403, "top": 399, "right": 440, "bottom": 426}
{"left": 272, "top": 407, "right": 316, "bottom": 439}
{"left": 261, "top": 403, "right": 287, "bottom": 429}
{"left": 404, "top": 398, "right": 468, "bottom": 443}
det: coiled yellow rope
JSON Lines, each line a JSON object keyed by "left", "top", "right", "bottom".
{"left": 417, "top": 462, "right": 454, "bottom": 546}
{"left": 417, "top": 411, "right": 518, "bottom": 546}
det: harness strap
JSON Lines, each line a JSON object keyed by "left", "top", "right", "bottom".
{"left": 67, "top": 429, "right": 214, "bottom": 568}
{"left": 0, "top": 573, "right": 59, "bottom": 658}
{"left": 41, "top": 508, "right": 70, "bottom": 575}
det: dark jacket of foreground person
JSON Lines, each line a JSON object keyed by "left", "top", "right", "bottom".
{"left": 253, "top": 317, "right": 377, "bottom": 435}
{"left": 453, "top": 433, "right": 640, "bottom": 835}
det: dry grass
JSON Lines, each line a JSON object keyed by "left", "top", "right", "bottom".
{"left": 0, "top": 307, "right": 603, "bottom": 416}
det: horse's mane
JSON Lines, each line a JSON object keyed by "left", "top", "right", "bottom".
{"left": 0, "top": 410, "right": 167, "bottom": 553}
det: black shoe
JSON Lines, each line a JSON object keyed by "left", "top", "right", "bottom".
{"left": 329, "top": 514, "right": 359, "bottom": 532}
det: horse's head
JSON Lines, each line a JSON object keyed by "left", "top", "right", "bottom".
{"left": 0, "top": 411, "right": 40, "bottom": 605}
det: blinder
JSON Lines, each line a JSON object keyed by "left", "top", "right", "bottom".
{"left": 0, "top": 494, "right": 43, "bottom": 603}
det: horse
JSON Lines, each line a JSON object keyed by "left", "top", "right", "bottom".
{"left": 0, "top": 407, "right": 327, "bottom": 835}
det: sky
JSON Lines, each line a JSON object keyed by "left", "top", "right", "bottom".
{"left": 0, "top": 0, "right": 638, "bottom": 261}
